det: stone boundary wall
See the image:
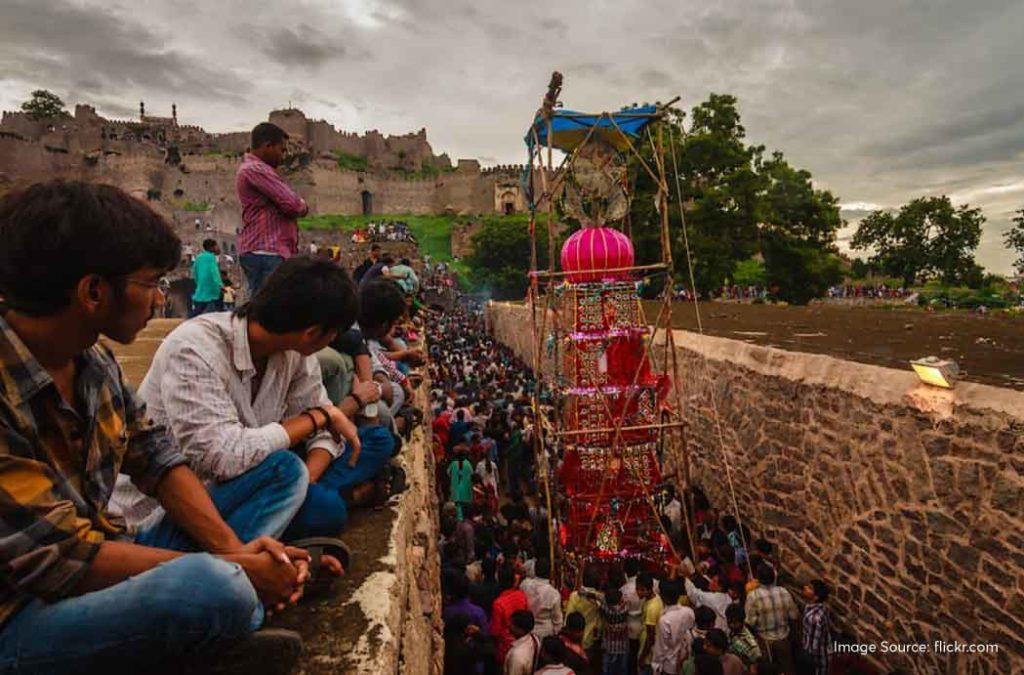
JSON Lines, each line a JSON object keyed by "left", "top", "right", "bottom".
{"left": 486, "top": 301, "right": 1024, "bottom": 675}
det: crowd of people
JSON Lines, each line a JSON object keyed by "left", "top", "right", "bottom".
{"left": 428, "top": 299, "right": 845, "bottom": 675}
{"left": 0, "top": 119, "right": 851, "bottom": 674}
{"left": 350, "top": 220, "right": 416, "bottom": 244}
{"left": 825, "top": 285, "right": 913, "bottom": 301}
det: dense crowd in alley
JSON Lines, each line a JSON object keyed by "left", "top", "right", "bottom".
{"left": 429, "top": 299, "right": 855, "bottom": 675}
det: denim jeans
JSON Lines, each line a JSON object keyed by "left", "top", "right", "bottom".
{"left": 134, "top": 450, "right": 308, "bottom": 549}
{"left": 239, "top": 252, "right": 284, "bottom": 298}
{"left": 284, "top": 426, "right": 394, "bottom": 539}
{"left": 603, "top": 651, "right": 630, "bottom": 675}
{"left": 0, "top": 554, "right": 259, "bottom": 674}
{"left": 316, "top": 346, "right": 355, "bottom": 405}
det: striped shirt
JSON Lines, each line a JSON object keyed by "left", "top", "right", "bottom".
{"left": 802, "top": 602, "right": 831, "bottom": 655}
{"left": 728, "top": 626, "right": 762, "bottom": 666}
{"left": 235, "top": 153, "right": 308, "bottom": 258}
{"left": 0, "top": 315, "right": 186, "bottom": 625}
{"left": 110, "top": 312, "right": 338, "bottom": 531}
{"left": 745, "top": 584, "right": 799, "bottom": 641}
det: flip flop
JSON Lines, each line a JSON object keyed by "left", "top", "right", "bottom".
{"left": 286, "top": 537, "right": 352, "bottom": 599}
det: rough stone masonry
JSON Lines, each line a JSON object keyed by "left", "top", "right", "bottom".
{"left": 487, "top": 301, "right": 1024, "bottom": 675}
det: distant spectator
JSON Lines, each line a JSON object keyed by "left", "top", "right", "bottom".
{"left": 189, "top": 238, "right": 223, "bottom": 317}
{"left": 353, "top": 243, "right": 381, "bottom": 282}
{"left": 236, "top": 122, "right": 308, "bottom": 296}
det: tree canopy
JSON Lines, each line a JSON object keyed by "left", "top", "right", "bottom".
{"left": 1005, "top": 208, "right": 1024, "bottom": 276}
{"left": 20, "top": 89, "right": 68, "bottom": 120}
{"left": 464, "top": 218, "right": 559, "bottom": 300}
{"left": 851, "top": 196, "right": 984, "bottom": 287}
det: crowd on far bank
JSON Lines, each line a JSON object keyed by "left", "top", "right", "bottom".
{"left": 428, "top": 298, "right": 855, "bottom": 675}
{"left": 350, "top": 220, "right": 416, "bottom": 244}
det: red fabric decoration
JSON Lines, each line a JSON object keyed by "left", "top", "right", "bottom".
{"left": 560, "top": 226, "right": 635, "bottom": 282}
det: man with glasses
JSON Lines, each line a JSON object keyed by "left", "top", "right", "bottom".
{"left": 0, "top": 181, "right": 316, "bottom": 672}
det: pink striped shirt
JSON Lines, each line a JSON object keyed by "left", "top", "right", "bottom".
{"left": 235, "top": 153, "right": 308, "bottom": 258}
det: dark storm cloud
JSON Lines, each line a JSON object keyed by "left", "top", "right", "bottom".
{"left": 261, "top": 27, "right": 339, "bottom": 67}
{"left": 0, "top": 0, "right": 248, "bottom": 102}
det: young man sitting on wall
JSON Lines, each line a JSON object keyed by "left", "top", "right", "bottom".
{"left": 0, "top": 181, "right": 312, "bottom": 673}
{"left": 112, "top": 256, "right": 396, "bottom": 546}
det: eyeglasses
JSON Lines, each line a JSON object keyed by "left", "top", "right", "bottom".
{"left": 124, "top": 277, "right": 171, "bottom": 293}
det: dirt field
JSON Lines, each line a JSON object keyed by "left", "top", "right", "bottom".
{"left": 643, "top": 301, "right": 1024, "bottom": 391}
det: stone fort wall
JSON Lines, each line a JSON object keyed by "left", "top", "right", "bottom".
{"left": 486, "top": 301, "right": 1024, "bottom": 675}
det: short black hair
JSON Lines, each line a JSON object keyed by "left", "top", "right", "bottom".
{"left": 511, "top": 609, "right": 534, "bottom": 634}
{"left": 623, "top": 558, "right": 640, "bottom": 577}
{"left": 202, "top": 238, "right": 218, "bottom": 251}
{"left": 636, "top": 572, "right": 654, "bottom": 591}
{"left": 443, "top": 569, "right": 470, "bottom": 600}
{"left": 251, "top": 122, "right": 288, "bottom": 149}
{"left": 756, "top": 563, "right": 776, "bottom": 586}
{"left": 540, "top": 636, "right": 565, "bottom": 663}
{"left": 0, "top": 181, "right": 180, "bottom": 315}
{"left": 357, "top": 280, "right": 406, "bottom": 337}
{"left": 370, "top": 243, "right": 381, "bottom": 251}
{"left": 706, "top": 628, "right": 729, "bottom": 652}
{"left": 810, "top": 579, "right": 831, "bottom": 602}
{"left": 565, "top": 612, "right": 585, "bottom": 631}
{"left": 239, "top": 256, "right": 357, "bottom": 334}
{"left": 695, "top": 605, "right": 717, "bottom": 630}
{"left": 660, "top": 580, "right": 682, "bottom": 606}
{"left": 725, "top": 603, "right": 745, "bottom": 623}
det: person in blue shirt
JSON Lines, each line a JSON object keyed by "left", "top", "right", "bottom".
{"left": 190, "top": 238, "right": 223, "bottom": 316}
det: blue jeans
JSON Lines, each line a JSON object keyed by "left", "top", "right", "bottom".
{"left": 0, "top": 554, "right": 259, "bottom": 674}
{"left": 284, "top": 426, "right": 394, "bottom": 539}
{"left": 240, "top": 253, "right": 284, "bottom": 297}
{"left": 135, "top": 451, "right": 308, "bottom": 549}
{"left": 603, "top": 651, "right": 629, "bottom": 675}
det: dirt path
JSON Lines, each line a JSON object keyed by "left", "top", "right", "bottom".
{"left": 644, "top": 301, "right": 1024, "bottom": 390}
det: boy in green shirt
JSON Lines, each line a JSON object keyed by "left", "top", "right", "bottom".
{"left": 190, "top": 238, "right": 223, "bottom": 316}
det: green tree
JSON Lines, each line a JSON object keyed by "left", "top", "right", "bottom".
{"left": 851, "top": 196, "right": 984, "bottom": 287}
{"left": 731, "top": 257, "right": 766, "bottom": 287}
{"left": 762, "top": 236, "right": 844, "bottom": 304}
{"left": 1004, "top": 208, "right": 1024, "bottom": 275}
{"left": 20, "top": 89, "right": 68, "bottom": 120}
{"left": 464, "top": 218, "right": 558, "bottom": 300}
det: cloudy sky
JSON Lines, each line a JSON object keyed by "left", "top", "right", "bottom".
{"left": 2, "top": 0, "right": 1022, "bottom": 272}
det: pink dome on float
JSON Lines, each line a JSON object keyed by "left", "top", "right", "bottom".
{"left": 560, "top": 226, "right": 635, "bottom": 283}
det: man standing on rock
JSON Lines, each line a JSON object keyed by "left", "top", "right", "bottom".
{"left": 236, "top": 122, "right": 308, "bottom": 297}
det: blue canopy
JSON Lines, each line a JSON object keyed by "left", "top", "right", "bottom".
{"left": 525, "top": 105, "right": 659, "bottom": 153}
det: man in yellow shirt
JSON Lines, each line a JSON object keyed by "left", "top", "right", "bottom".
{"left": 637, "top": 572, "right": 664, "bottom": 674}
{"left": 564, "top": 566, "right": 604, "bottom": 661}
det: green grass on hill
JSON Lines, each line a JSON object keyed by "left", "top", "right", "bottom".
{"left": 298, "top": 213, "right": 531, "bottom": 265}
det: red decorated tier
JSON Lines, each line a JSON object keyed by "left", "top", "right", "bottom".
{"left": 560, "top": 226, "right": 634, "bottom": 283}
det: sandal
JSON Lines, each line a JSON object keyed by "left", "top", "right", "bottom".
{"left": 286, "top": 537, "right": 351, "bottom": 599}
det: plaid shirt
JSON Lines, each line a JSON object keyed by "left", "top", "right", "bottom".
{"left": 235, "top": 153, "right": 307, "bottom": 258}
{"left": 802, "top": 602, "right": 831, "bottom": 655}
{"left": 0, "top": 315, "right": 186, "bottom": 625}
{"left": 745, "top": 584, "right": 799, "bottom": 641}
{"left": 729, "top": 626, "right": 762, "bottom": 666}
{"left": 602, "top": 600, "right": 630, "bottom": 655}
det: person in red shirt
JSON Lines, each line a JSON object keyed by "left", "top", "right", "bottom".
{"left": 490, "top": 563, "right": 530, "bottom": 664}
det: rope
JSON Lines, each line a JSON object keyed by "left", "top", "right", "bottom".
{"left": 666, "top": 122, "right": 755, "bottom": 579}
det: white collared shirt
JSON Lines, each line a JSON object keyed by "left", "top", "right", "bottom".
{"left": 504, "top": 633, "right": 540, "bottom": 675}
{"left": 652, "top": 604, "right": 696, "bottom": 675}
{"left": 111, "top": 312, "right": 338, "bottom": 531}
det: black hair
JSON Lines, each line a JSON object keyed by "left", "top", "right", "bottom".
{"left": 540, "top": 636, "right": 565, "bottom": 663}
{"left": 722, "top": 515, "right": 738, "bottom": 532}
{"left": 605, "top": 588, "right": 622, "bottom": 605}
{"left": 251, "top": 122, "right": 288, "bottom": 149}
{"left": 0, "top": 181, "right": 180, "bottom": 315}
{"left": 756, "top": 563, "right": 776, "bottom": 586}
{"left": 754, "top": 539, "right": 773, "bottom": 555}
{"left": 238, "top": 256, "right": 357, "bottom": 334}
{"left": 706, "top": 628, "right": 729, "bottom": 652}
{"left": 810, "top": 579, "right": 831, "bottom": 602}
{"left": 357, "top": 280, "right": 406, "bottom": 338}
{"left": 582, "top": 565, "right": 600, "bottom": 589}
{"left": 511, "top": 609, "right": 534, "bottom": 634}
{"left": 636, "top": 572, "right": 654, "bottom": 592}
{"left": 535, "top": 557, "right": 551, "bottom": 579}
{"left": 498, "top": 563, "right": 516, "bottom": 590}
{"left": 400, "top": 257, "right": 411, "bottom": 266}
{"left": 725, "top": 603, "right": 745, "bottom": 623}
{"left": 695, "top": 605, "right": 717, "bottom": 630}
{"left": 444, "top": 570, "right": 470, "bottom": 600}
{"left": 623, "top": 558, "right": 640, "bottom": 577}
{"left": 660, "top": 579, "right": 682, "bottom": 606}
{"left": 565, "top": 612, "right": 585, "bottom": 631}
{"left": 202, "top": 238, "right": 218, "bottom": 251}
